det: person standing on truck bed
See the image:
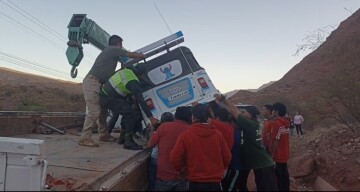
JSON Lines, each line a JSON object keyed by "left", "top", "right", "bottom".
{"left": 100, "top": 62, "right": 160, "bottom": 150}
{"left": 78, "top": 35, "right": 146, "bottom": 147}
{"left": 78, "top": 35, "right": 145, "bottom": 147}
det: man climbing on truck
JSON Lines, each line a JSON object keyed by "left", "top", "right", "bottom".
{"left": 78, "top": 35, "right": 146, "bottom": 147}
{"left": 100, "top": 62, "right": 160, "bottom": 150}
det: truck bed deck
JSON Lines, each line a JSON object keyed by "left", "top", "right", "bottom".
{"left": 14, "top": 132, "right": 150, "bottom": 191}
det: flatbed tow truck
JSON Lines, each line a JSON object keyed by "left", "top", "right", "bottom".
{"left": 0, "top": 112, "right": 152, "bottom": 191}
{"left": 0, "top": 14, "right": 220, "bottom": 191}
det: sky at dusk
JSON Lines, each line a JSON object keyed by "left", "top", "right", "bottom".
{"left": 1, "top": 0, "right": 360, "bottom": 93}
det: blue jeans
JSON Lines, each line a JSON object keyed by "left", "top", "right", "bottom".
{"left": 154, "top": 179, "right": 188, "bottom": 191}
{"left": 148, "top": 157, "right": 157, "bottom": 191}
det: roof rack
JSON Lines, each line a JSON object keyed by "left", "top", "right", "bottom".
{"left": 122, "top": 31, "right": 184, "bottom": 66}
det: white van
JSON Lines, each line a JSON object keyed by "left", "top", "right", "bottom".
{"left": 106, "top": 32, "right": 220, "bottom": 136}
{"left": 140, "top": 46, "right": 219, "bottom": 122}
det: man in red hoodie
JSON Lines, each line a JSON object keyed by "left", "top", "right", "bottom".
{"left": 270, "top": 102, "right": 290, "bottom": 191}
{"left": 170, "top": 103, "right": 232, "bottom": 191}
{"left": 209, "top": 107, "right": 234, "bottom": 151}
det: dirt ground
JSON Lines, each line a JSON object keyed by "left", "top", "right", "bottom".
{"left": 288, "top": 126, "right": 360, "bottom": 191}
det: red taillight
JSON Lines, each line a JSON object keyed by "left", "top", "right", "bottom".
{"left": 198, "top": 77, "right": 209, "bottom": 88}
{"left": 146, "top": 98, "right": 155, "bottom": 110}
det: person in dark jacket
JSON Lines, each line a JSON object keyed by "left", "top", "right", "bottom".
{"left": 100, "top": 63, "right": 159, "bottom": 150}
{"left": 221, "top": 123, "right": 251, "bottom": 191}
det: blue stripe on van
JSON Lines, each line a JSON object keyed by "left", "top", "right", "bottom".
{"left": 156, "top": 78, "right": 194, "bottom": 108}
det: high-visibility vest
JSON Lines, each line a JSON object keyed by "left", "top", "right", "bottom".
{"left": 103, "top": 69, "right": 139, "bottom": 97}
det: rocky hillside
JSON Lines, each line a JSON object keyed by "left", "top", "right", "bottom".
{"left": 227, "top": 9, "right": 360, "bottom": 191}
{"left": 0, "top": 67, "right": 84, "bottom": 112}
{"left": 228, "top": 8, "right": 360, "bottom": 128}
{"left": 289, "top": 125, "right": 360, "bottom": 191}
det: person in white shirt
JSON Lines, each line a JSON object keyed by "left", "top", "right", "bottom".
{"left": 293, "top": 111, "right": 304, "bottom": 138}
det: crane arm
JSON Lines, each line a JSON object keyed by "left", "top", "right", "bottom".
{"left": 66, "top": 14, "right": 111, "bottom": 78}
{"left": 66, "top": 14, "right": 185, "bottom": 78}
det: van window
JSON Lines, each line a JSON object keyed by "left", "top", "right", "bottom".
{"left": 148, "top": 60, "right": 183, "bottom": 85}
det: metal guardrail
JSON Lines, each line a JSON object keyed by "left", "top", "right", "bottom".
{"left": 0, "top": 111, "right": 85, "bottom": 135}
{"left": 0, "top": 111, "right": 85, "bottom": 118}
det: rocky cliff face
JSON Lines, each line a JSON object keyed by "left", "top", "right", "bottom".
{"left": 229, "top": 9, "right": 360, "bottom": 127}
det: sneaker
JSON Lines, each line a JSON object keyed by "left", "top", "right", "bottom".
{"left": 99, "top": 134, "right": 117, "bottom": 142}
{"left": 124, "top": 141, "right": 143, "bottom": 150}
{"left": 78, "top": 138, "right": 99, "bottom": 147}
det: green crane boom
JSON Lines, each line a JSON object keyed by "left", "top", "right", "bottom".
{"left": 66, "top": 14, "right": 110, "bottom": 78}
{"left": 66, "top": 14, "right": 184, "bottom": 79}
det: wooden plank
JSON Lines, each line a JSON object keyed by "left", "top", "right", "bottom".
{"left": 110, "top": 157, "right": 149, "bottom": 191}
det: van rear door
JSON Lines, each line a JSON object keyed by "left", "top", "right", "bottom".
{"left": 140, "top": 47, "right": 219, "bottom": 119}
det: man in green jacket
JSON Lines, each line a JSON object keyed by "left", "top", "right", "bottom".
{"left": 100, "top": 63, "right": 159, "bottom": 150}
{"left": 214, "top": 94, "right": 277, "bottom": 191}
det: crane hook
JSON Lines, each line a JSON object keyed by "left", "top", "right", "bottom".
{"left": 71, "top": 66, "right": 78, "bottom": 78}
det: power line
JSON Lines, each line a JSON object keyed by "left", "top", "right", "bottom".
{"left": 0, "top": 10, "right": 65, "bottom": 51}
{"left": 1, "top": 0, "right": 97, "bottom": 60}
{"left": 0, "top": 51, "right": 84, "bottom": 79}
{"left": 0, "top": 51, "right": 68, "bottom": 76}
{"left": 1, "top": 0, "right": 67, "bottom": 42}
{"left": 0, "top": 1, "right": 96, "bottom": 64}
{"left": 0, "top": 57, "right": 69, "bottom": 80}
{"left": 0, "top": 10, "right": 95, "bottom": 76}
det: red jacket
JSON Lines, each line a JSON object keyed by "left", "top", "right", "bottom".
{"left": 210, "top": 119, "right": 234, "bottom": 151}
{"left": 262, "top": 119, "right": 272, "bottom": 149}
{"left": 170, "top": 123, "right": 232, "bottom": 182}
{"left": 271, "top": 117, "right": 290, "bottom": 163}
{"left": 148, "top": 120, "right": 189, "bottom": 180}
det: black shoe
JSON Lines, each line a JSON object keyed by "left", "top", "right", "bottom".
{"left": 118, "top": 131, "right": 125, "bottom": 145}
{"left": 123, "top": 141, "right": 143, "bottom": 150}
